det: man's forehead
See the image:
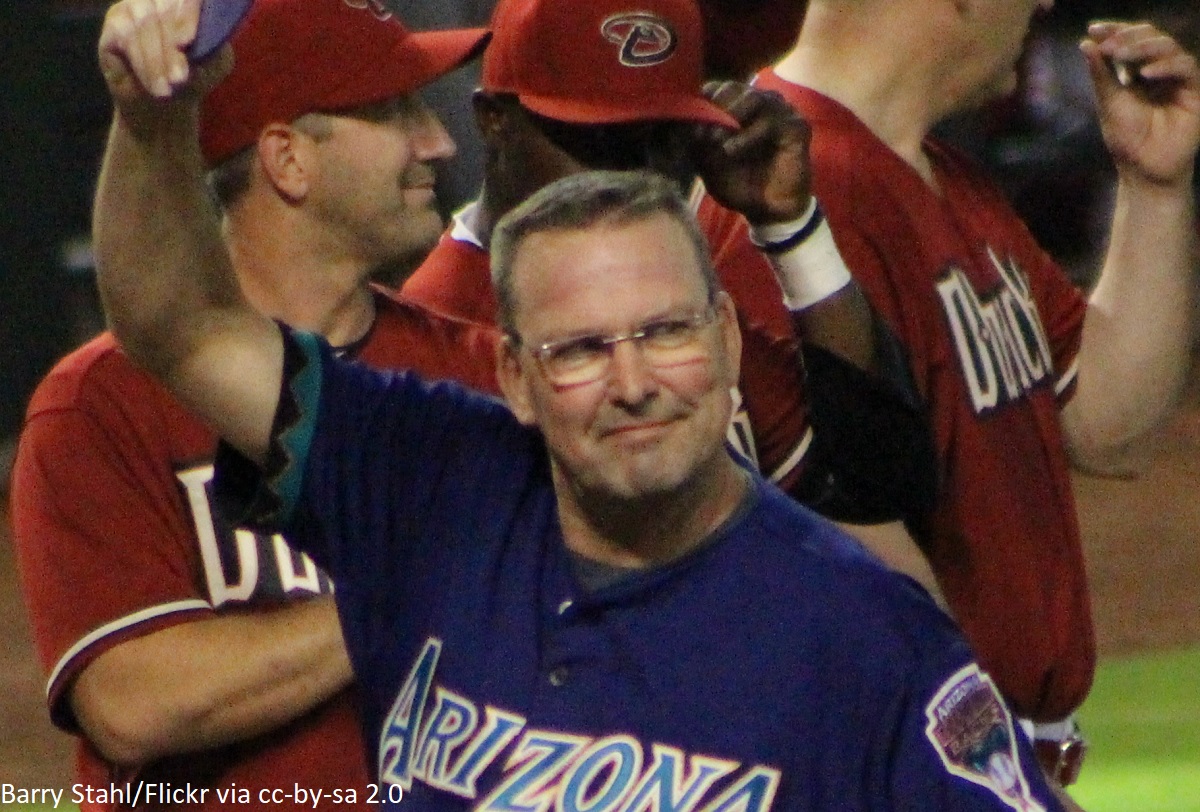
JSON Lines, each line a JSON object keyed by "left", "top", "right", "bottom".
{"left": 510, "top": 215, "right": 707, "bottom": 318}
{"left": 514, "top": 213, "right": 694, "bottom": 267}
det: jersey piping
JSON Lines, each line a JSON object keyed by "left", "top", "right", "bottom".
{"left": 46, "top": 598, "right": 211, "bottom": 699}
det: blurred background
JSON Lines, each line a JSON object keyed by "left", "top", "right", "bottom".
{"left": 1, "top": 0, "right": 1198, "bottom": 808}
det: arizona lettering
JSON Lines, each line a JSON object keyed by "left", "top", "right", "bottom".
{"left": 379, "top": 639, "right": 782, "bottom": 812}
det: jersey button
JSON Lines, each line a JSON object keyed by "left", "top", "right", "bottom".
{"left": 548, "top": 666, "right": 569, "bottom": 687}
{"left": 557, "top": 599, "right": 573, "bottom": 615}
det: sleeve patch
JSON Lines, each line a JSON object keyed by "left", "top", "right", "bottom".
{"left": 924, "top": 664, "right": 1047, "bottom": 812}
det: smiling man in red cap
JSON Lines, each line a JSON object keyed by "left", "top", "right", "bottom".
{"left": 11, "top": 0, "right": 497, "bottom": 808}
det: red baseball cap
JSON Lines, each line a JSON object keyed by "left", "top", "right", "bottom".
{"left": 199, "top": 0, "right": 491, "bottom": 166}
{"left": 481, "top": 0, "right": 738, "bottom": 129}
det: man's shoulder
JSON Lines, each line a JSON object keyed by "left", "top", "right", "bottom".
{"left": 744, "top": 485, "right": 949, "bottom": 623}
{"left": 367, "top": 289, "right": 500, "bottom": 394}
{"left": 25, "top": 332, "right": 182, "bottom": 421}
{"left": 402, "top": 227, "right": 497, "bottom": 326}
{"left": 423, "top": 227, "right": 489, "bottom": 267}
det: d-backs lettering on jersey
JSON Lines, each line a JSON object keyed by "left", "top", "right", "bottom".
{"left": 935, "top": 248, "right": 1056, "bottom": 417}
{"left": 178, "top": 464, "right": 332, "bottom": 605}
{"left": 379, "top": 639, "right": 781, "bottom": 812}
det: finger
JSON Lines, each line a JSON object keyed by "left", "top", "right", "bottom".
{"left": 1134, "top": 49, "right": 1200, "bottom": 86}
{"left": 130, "top": 0, "right": 178, "bottom": 97}
{"left": 701, "top": 79, "right": 745, "bottom": 108}
{"left": 701, "top": 85, "right": 793, "bottom": 154}
{"left": 1085, "top": 21, "right": 1191, "bottom": 72}
{"left": 720, "top": 112, "right": 798, "bottom": 158}
{"left": 724, "top": 103, "right": 808, "bottom": 159}
{"left": 152, "top": 0, "right": 196, "bottom": 93}
{"left": 98, "top": 0, "right": 165, "bottom": 98}
{"left": 126, "top": 0, "right": 202, "bottom": 97}
{"left": 163, "top": 0, "right": 205, "bottom": 72}
{"left": 1111, "top": 33, "right": 1179, "bottom": 69}
{"left": 1085, "top": 20, "right": 1158, "bottom": 52}
{"left": 722, "top": 85, "right": 780, "bottom": 129}
{"left": 98, "top": 3, "right": 136, "bottom": 90}
{"left": 1079, "top": 38, "right": 1121, "bottom": 102}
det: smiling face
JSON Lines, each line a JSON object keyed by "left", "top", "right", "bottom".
{"left": 498, "top": 211, "right": 742, "bottom": 507}
{"left": 305, "top": 95, "right": 456, "bottom": 270}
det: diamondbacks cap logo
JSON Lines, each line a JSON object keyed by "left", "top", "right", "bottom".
{"left": 924, "top": 665, "right": 1046, "bottom": 812}
{"left": 600, "top": 13, "right": 678, "bottom": 67}
{"left": 343, "top": 0, "right": 392, "bottom": 22}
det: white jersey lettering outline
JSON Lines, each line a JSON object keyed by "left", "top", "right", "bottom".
{"left": 177, "top": 463, "right": 330, "bottom": 605}
{"left": 935, "top": 250, "right": 1054, "bottom": 415}
{"left": 379, "top": 638, "right": 782, "bottom": 812}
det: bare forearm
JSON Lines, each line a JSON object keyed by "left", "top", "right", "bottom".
{"left": 93, "top": 7, "right": 283, "bottom": 461}
{"left": 71, "top": 597, "right": 353, "bottom": 766}
{"left": 791, "top": 284, "right": 877, "bottom": 373}
{"left": 1068, "top": 177, "right": 1197, "bottom": 460}
{"left": 93, "top": 107, "right": 236, "bottom": 374}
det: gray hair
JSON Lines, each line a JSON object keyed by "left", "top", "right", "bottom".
{"left": 490, "top": 170, "right": 721, "bottom": 336}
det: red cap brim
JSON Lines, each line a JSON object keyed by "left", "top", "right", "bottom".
{"left": 394, "top": 27, "right": 492, "bottom": 92}
{"left": 517, "top": 93, "right": 739, "bottom": 130}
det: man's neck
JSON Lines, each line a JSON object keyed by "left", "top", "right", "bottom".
{"left": 554, "top": 455, "right": 751, "bottom": 570}
{"left": 474, "top": 183, "right": 503, "bottom": 249}
{"left": 228, "top": 234, "right": 377, "bottom": 348}
{"left": 773, "top": 14, "right": 944, "bottom": 188}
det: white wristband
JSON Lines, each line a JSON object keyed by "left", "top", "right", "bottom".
{"left": 749, "top": 200, "right": 853, "bottom": 311}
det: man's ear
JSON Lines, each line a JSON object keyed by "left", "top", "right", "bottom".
{"left": 472, "top": 90, "right": 511, "bottom": 142}
{"left": 496, "top": 335, "right": 537, "bottom": 426}
{"left": 256, "top": 123, "right": 311, "bottom": 202}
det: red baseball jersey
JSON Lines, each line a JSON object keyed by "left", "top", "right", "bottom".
{"left": 401, "top": 201, "right": 813, "bottom": 491}
{"left": 10, "top": 290, "right": 498, "bottom": 811}
{"left": 751, "top": 73, "right": 1095, "bottom": 722}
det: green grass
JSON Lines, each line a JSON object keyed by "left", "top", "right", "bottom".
{"left": 3, "top": 649, "right": 1198, "bottom": 812}
{"left": 1073, "top": 647, "right": 1200, "bottom": 811}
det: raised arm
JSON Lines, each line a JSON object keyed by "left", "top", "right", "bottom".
{"left": 695, "top": 81, "right": 876, "bottom": 371}
{"left": 1064, "top": 21, "right": 1200, "bottom": 469}
{"left": 94, "top": 0, "right": 281, "bottom": 463}
{"left": 696, "top": 81, "right": 938, "bottom": 523}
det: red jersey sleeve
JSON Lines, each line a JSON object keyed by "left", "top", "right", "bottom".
{"left": 11, "top": 339, "right": 215, "bottom": 728}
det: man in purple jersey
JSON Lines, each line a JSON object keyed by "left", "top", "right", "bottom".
{"left": 87, "top": 2, "right": 1068, "bottom": 810}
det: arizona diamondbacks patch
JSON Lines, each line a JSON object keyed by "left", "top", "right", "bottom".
{"left": 924, "top": 665, "right": 1046, "bottom": 812}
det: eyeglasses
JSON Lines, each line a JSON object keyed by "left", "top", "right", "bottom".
{"left": 521, "top": 307, "right": 717, "bottom": 388}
